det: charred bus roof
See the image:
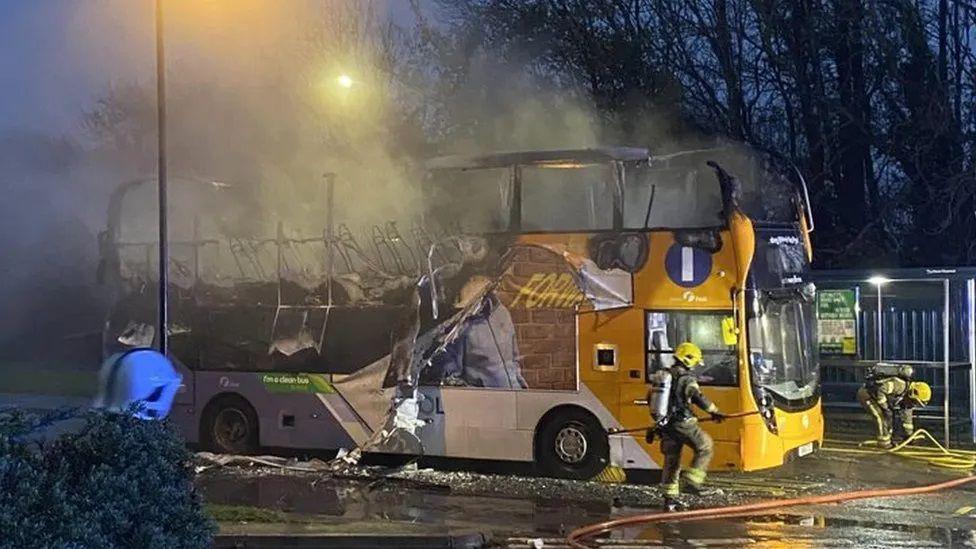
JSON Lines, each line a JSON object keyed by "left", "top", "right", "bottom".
{"left": 423, "top": 145, "right": 810, "bottom": 233}
{"left": 425, "top": 147, "right": 651, "bottom": 171}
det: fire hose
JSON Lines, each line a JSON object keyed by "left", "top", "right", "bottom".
{"left": 572, "top": 426, "right": 976, "bottom": 548}
{"left": 824, "top": 428, "right": 976, "bottom": 470}
{"left": 566, "top": 473, "right": 976, "bottom": 548}
{"left": 594, "top": 412, "right": 761, "bottom": 483}
{"left": 607, "top": 410, "right": 760, "bottom": 436}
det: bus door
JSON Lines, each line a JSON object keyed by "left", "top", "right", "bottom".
{"left": 639, "top": 309, "right": 742, "bottom": 465}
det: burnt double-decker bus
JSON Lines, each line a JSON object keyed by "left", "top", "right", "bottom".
{"left": 98, "top": 145, "right": 820, "bottom": 478}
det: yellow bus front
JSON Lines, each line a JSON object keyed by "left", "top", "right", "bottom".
{"left": 570, "top": 223, "right": 822, "bottom": 472}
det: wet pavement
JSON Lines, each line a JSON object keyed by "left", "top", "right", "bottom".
{"left": 7, "top": 391, "right": 975, "bottom": 545}
{"left": 198, "top": 445, "right": 976, "bottom": 548}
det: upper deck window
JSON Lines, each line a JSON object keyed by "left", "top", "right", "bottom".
{"left": 624, "top": 166, "right": 724, "bottom": 229}
{"left": 624, "top": 147, "right": 800, "bottom": 230}
{"left": 426, "top": 168, "right": 511, "bottom": 234}
{"left": 521, "top": 165, "right": 615, "bottom": 232}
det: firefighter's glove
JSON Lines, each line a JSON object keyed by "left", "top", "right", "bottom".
{"left": 710, "top": 412, "right": 726, "bottom": 423}
{"left": 645, "top": 428, "right": 656, "bottom": 444}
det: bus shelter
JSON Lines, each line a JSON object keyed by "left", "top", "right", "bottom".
{"left": 809, "top": 268, "right": 976, "bottom": 446}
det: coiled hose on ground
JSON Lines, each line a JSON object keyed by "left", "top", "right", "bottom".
{"left": 824, "top": 428, "right": 976, "bottom": 469}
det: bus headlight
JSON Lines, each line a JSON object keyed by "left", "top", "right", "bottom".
{"left": 753, "top": 386, "right": 779, "bottom": 434}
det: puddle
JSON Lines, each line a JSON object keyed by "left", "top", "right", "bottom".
{"left": 198, "top": 473, "right": 614, "bottom": 537}
{"left": 613, "top": 513, "right": 976, "bottom": 548}
{"left": 199, "top": 471, "right": 976, "bottom": 547}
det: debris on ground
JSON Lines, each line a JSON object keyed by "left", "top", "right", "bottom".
{"left": 194, "top": 451, "right": 332, "bottom": 474}
{"left": 193, "top": 452, "right": 775, "bottom": 509}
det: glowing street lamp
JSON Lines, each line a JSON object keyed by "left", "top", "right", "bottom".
{"left": 337, "top": 74, "right": 354, "bottom": 88}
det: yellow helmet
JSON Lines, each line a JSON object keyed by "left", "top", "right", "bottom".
{"left": 673, "top": 342, "right": 704, "bottom": 369}
{"left": 908, "top": 381, "right": 931, "bottom": 406}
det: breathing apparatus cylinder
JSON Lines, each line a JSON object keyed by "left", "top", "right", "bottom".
{"left": 648, "top": 370, "right": 672, "bottom": 424}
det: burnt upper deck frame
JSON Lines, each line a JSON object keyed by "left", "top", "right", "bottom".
{"left": 425, "top": 147, "right": 652, "bottom": 234}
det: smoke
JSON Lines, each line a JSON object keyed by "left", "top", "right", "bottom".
{"left": 429, "top": 51, "right": 602, "bottom": 154}
{"left": 93, "top": 0, "right": 605, "bottom": 289}
{"left": 81, "top": 1, "right": 435, "bottom": 288}
{"left": 0, "top": 2, "right": 142, "bottom": 357}
{"left": 0, "top": 0, "right": 777, "bottom": 362}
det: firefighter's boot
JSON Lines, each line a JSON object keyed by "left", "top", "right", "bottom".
{"left": 682, "top": 467, "right": 709, "bottom": 495}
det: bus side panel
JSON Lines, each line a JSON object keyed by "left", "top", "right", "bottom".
{"left": 417, "top": 386, "right": 657, "bottom": 466}
{"left": 169, "top": 402, "right": 200, "bottom": 444}
{"left": 172, "top": 360, "right": 194, "bottom": 406}
{"left": 192, "top": 371, "right": 356, "bottom": 451}
{"left": 168, "top": 361, "right": 197, "bottom": 443}
{"left": 427, "top": 387, "right": 524, "bottom": 461}
{"left": 419, "top": 387, "right": 622, "bottom": 463}
{"left": 632, "top": 231, "right": 738, "bottom": 310}
{"left": 574, "top": 307, "right": 659, "bottom": 469}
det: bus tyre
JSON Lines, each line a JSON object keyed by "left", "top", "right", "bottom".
{"left": 201, "top": 395, "right": 259, "bottom": 455}
{"left": 536, "top": 408, "right": 609, "bottom": 480}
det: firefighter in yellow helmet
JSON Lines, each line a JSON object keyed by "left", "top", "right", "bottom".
{"left": 648, "top": 342, "right": 726, "bottom": 511}
{"left": 857, "top": 364, "right": 931, "bottom": 449}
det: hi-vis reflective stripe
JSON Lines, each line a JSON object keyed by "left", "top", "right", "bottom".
{"left": 684, "top": 467, "right": 707, "bottom": 485}
{"left": 681, "top": 246, "right": 695, "bottom": 282}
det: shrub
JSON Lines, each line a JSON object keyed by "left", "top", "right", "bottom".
{"left": 0, "top": 409, "right": 215, "bottom": 548}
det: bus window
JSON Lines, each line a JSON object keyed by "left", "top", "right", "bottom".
{"left": 623, "top": 147, "right": 801, "bottom": 230}
{"left": 521, "top": 166, "right": 615, "bottom": 232}
{"left": 624, "top": 166, "right": 724, "bottom": 230}
{"left": 427, "top": 168, "right": 511, "bottom": 234}
{"left": 646, "top": 310, "right": 737, "bottom": 386}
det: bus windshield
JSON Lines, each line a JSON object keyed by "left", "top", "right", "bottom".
{"left": 748, "top": 288, "right": 818, "bottom": 403}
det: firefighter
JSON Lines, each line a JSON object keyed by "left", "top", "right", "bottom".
{"left": 648, "top": 342, "right": 726, "bottom": 511}
{"left": 857, "top": 364, "right": 932, "bottom": 448}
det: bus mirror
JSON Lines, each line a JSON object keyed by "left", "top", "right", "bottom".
{"left": 721, "top": 316, "right": 737, "bottom": 346}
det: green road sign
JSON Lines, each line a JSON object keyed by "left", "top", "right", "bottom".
{"left": 817, "top": 289, "right": 857, "bottom": 355}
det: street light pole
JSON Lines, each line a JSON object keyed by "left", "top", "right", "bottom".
{"left": 155, "top": 0, "right": 169, "bottom": 355}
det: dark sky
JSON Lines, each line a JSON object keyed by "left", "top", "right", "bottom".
{"left": 0, "top": 0, "right": 418, "bottom": 137}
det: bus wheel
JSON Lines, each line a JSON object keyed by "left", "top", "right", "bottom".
{"left": 201, "top": 395, "right": 259, "bottom": 455}
{"left": 535, "top": 408, "right": 609, "bottom": 480}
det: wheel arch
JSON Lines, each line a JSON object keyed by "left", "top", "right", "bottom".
{"left": 199, "top": 391, "right": 260, "bottom": 446}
